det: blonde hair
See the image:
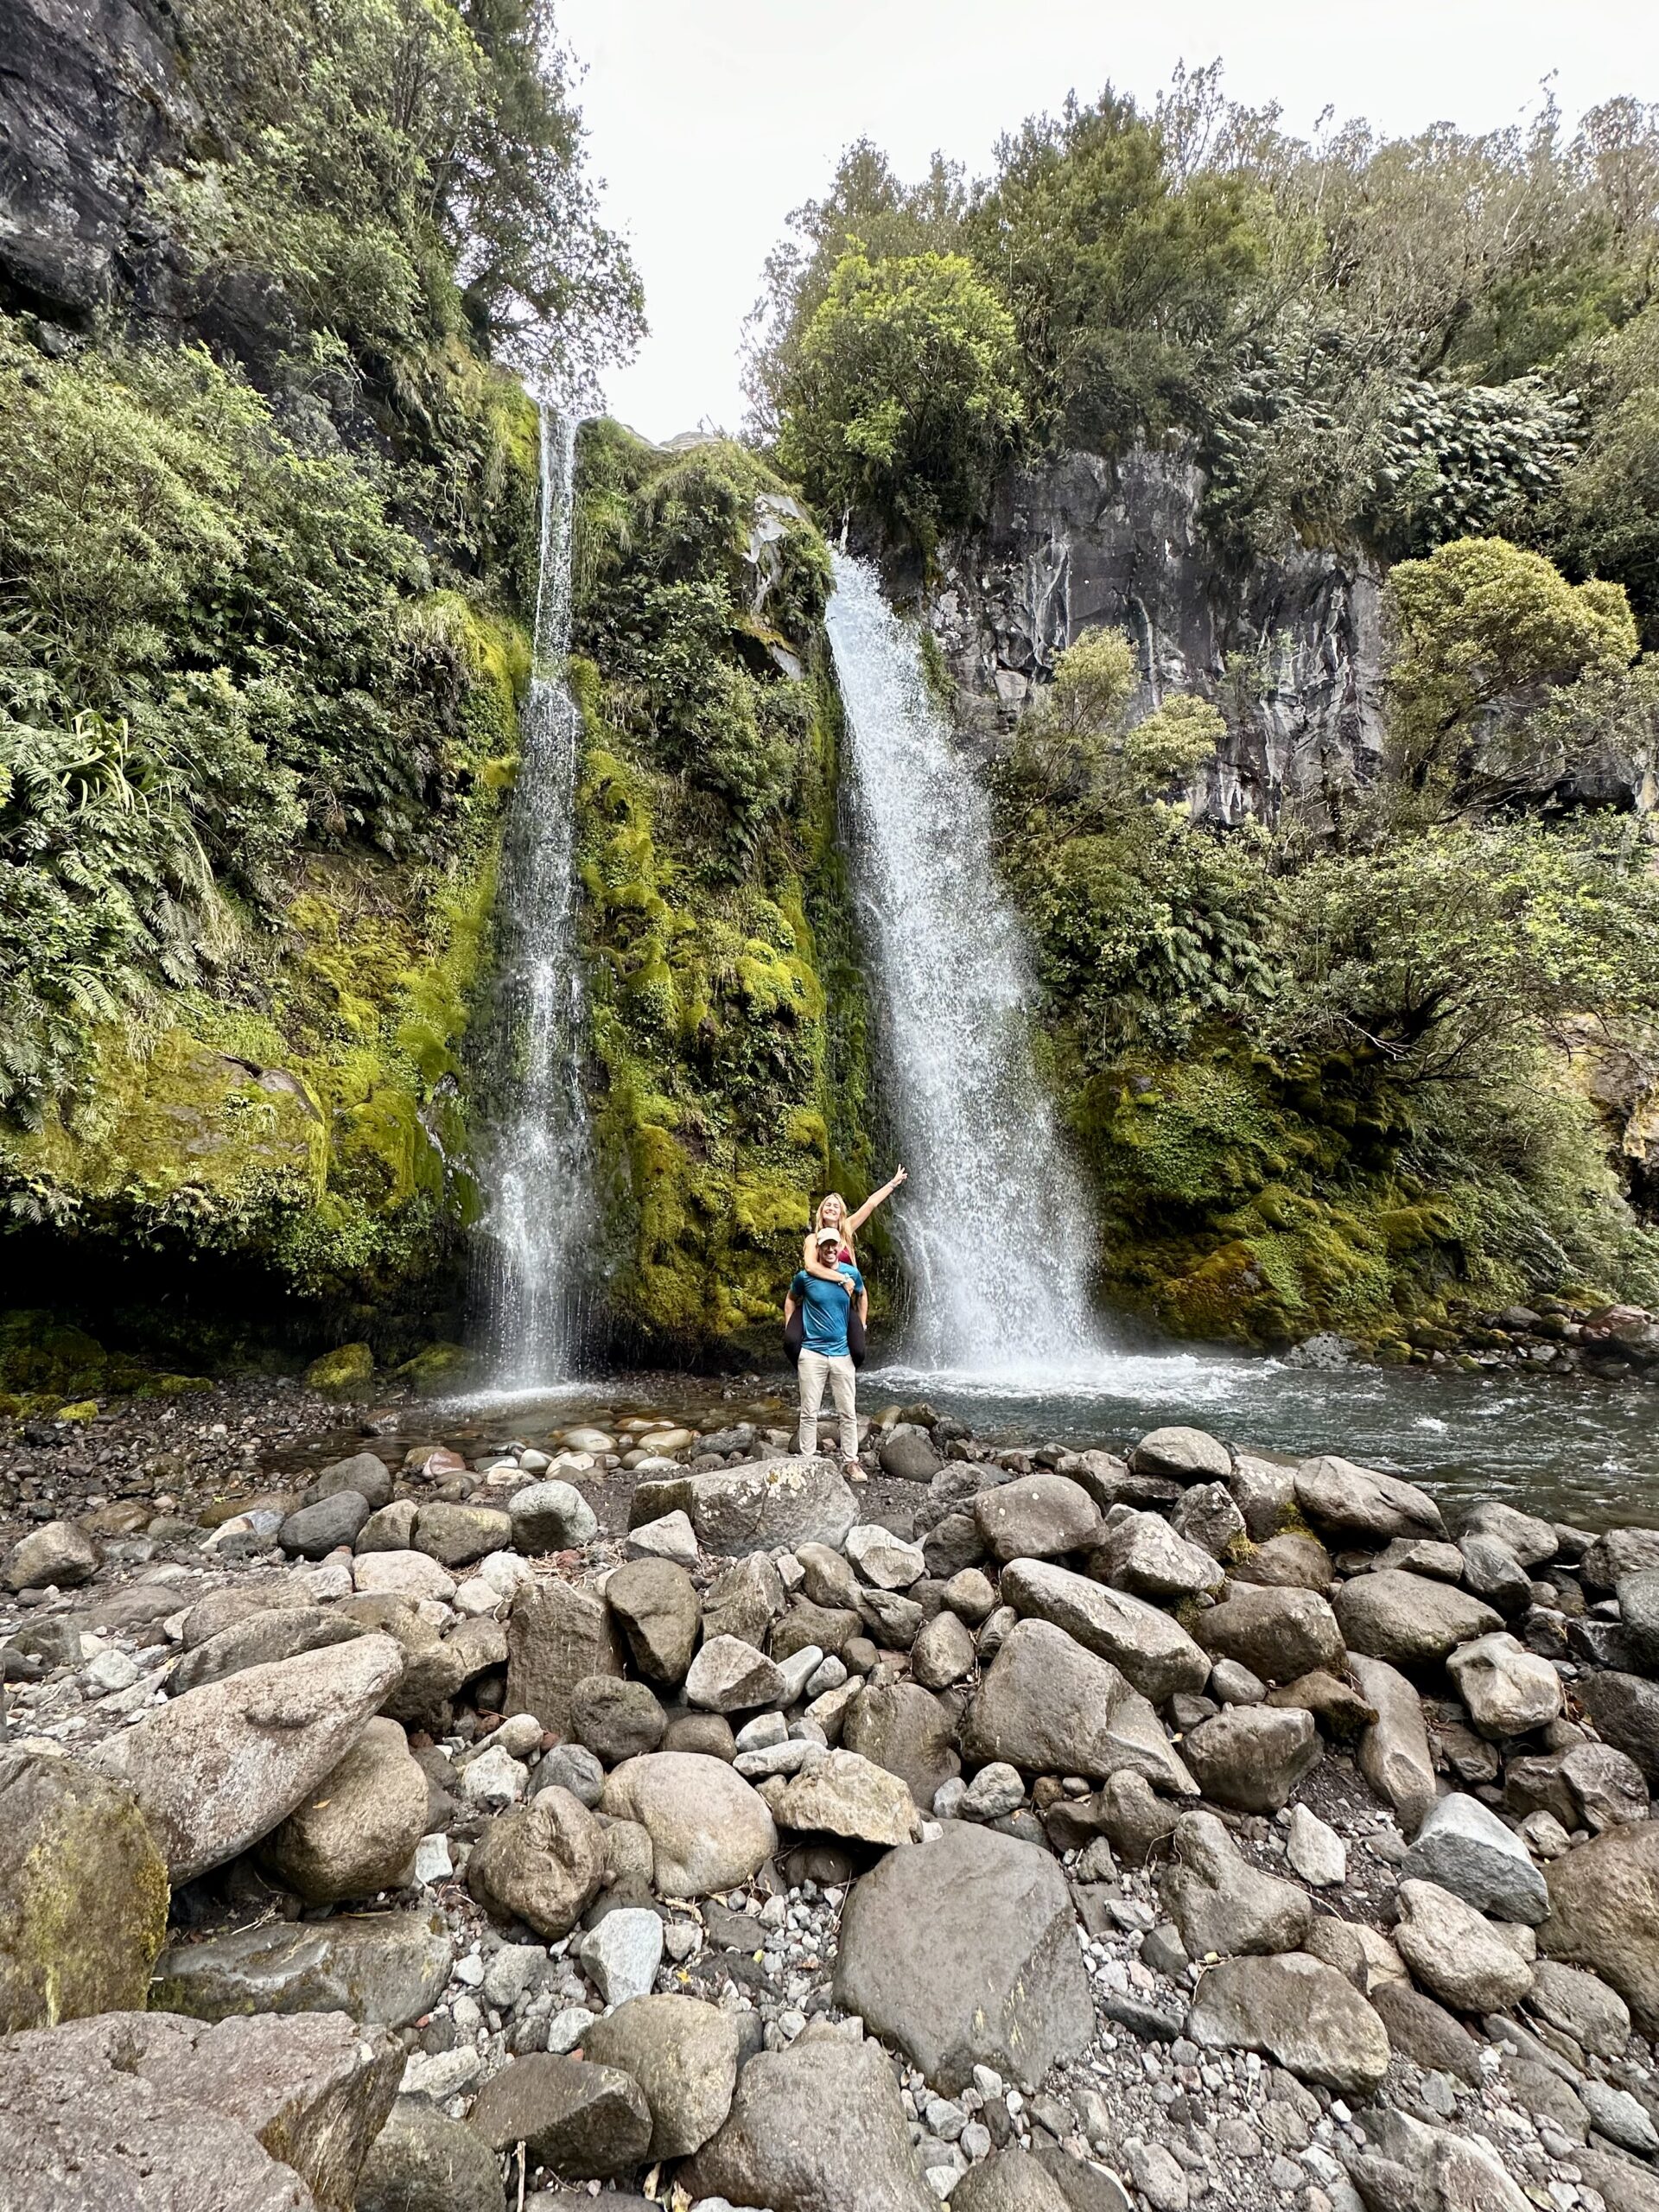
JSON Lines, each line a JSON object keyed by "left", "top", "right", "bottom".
{"left": 814, "top": 1193, "right": 848, "bottom": 1230}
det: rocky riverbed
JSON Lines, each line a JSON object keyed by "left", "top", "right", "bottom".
{"left": 8, "top": 1392, "right": 1659, "bottom": 2212}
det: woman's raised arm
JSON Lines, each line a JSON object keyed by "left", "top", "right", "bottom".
{"left": 845, "top": 1166, "right": 906, "bottom": 1236}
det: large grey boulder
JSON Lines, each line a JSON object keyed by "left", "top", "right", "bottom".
{"left": 1576, "top": 1670, "right": 1659, "bottom": 1784}
{"left": 169, "top": 1608, "right": 365, "bottom": 1696}
{"left": 154, "top": 1911, "right": 451, "bottom": 2027}
{"left": 961, "top": 1619, "right": 1196, "bottom": 1794}
{"left": 353, "top": 2098, "right": 504, "bottom": 2212}
{"left": 1446, "top": 1631, "right": 1563, "bottom": 1738}
{"left": 975, "top": 1474, "right": 1102, "bottom": 1564}
{"left": 410, "top": 1502, "right": 511, "bottom": 1568}
{"left": 1349, "top": 1654, "right": 1436, "bottom": 1832}
{"left": 841, "top": 1678, "right": 962, "bottom": 1808}
{"left": 1332, "top": 1571, "right": 1502, "bottom": 1667}
{"left": 835, "top": 1825, "right": 1093, "bottom": 2092}
{"left": 682, "top": 2028, "right": 935, "bottom": 2211}
{"left": 1402, "top": 1793, "right": 1548, "bottom": 1925}
{"left": 1458, "top": 1531, "right": 1532, "bottom": 1611}
{"left": 1170, "top": 1481, "right": 1247, "bottom": 1558}
{"left": 507, "top": 1479, "right": 597, "bottom": 1554}
{"left": 90, "top": 1635, "right": 404, "bottom": 1884}
{"left": 701, "top": 1552, "right": 787, "bottom": 1646}
{"left": 1186, "top": 1951, "right": 1390, "bottom": 2095}
{"left": 999, "top": 1559, "right": 1210, "bottom": 1702}
{"left": 1181, "top": 1706, "right": 1320, "bottom": 1814}
{"left": 1459, "top": 1500, "right": 1557, "bottom": 1567}
{"left": 1294, "top": 1456, "right": 1445, "bottom": 1541}
{"left": 1195, "top": 1584, "right": 1344, "bottom": 1683}
{"left": 684, "top": 1633, "right": 786, "bottom": 1713}
{"left": 603, "top": 1557, "right": 700, "bottom": 1683}
{"left": 3, "top": 1517, "right": 101, "bottom": 1592}
{"left": 0, "top": 1750, "right": 168, "bottom": 2033}
{"left": 1529, "top": 1960, "right": 1631, "bottom": 2060}
{"left": 1131, "top": 1427, "right": 1230, "bottom": 1483}
{"left": 311, "top": 1452, "right": 394, "bottom": 1511}
{"left": 582, "top": 1993, "right": 740, "bottom": 2159}
{"left": 1160, "top": 1808, "right": 1313, "bottom": 1959}
{"left": 760, "top": 1749, "right": 919, "bottom": 1847}
{"left": 257, "top": 1718, "right": 427, "bottom": 1904}
{"left": 1540, "top": 1817, "right": 1659, "bottom": 2034}
{"left": 953, "top": 2149, "right": 1075, "bottom": 2210}
{"left": 466, "top": 1786, "right": 604, "bottom": 1939}
{"left": 1094, "top": 1510, "right": 1224, "bottom": 1599}
{"left": 468, "top": 2052, "right": 650, "bottom": 2177}
{"left": 280, "top": 1491, "right": 372, "bottom": 1558}
{"left": 1345, "top": 2107, "right": 1531, "bottom": 2212}
{"left": 600, "top": 1752, "right": 777, "bottom": 1896}
{"left": 1394, "top": 1879, "right": 1535, "bottom": 2012}
{"left": 569, "top": 1674, "right": 666, "bottom": 1764}
{"left": 0, "top": 2008, "right": 402, "bottom": 2211}
{"left": 685, "top": 1457, "right": 857, "bottom": 1555}
{"left": 505, "top": 1579, "right": 625, "bottom": 1735}
{"left": 1580, "top": 1524, "right": 1659, "bottom": 1595}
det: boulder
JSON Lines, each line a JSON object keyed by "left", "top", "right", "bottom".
{"left": 1332, "top": 1571, "right": 1502, "bottom": 1668}
{"left": 687, "top": 1457, "right": 857, "bottom": 1555}
{"left": 1169, "top": 1482, "right": 1247, "bottom": 1558}
{"left": 696, "top": 1553, "right": 788, "bottom": 1646}
{"left": 1349, "top": 1653, "right": 1437, "bottom": 1832}
{"left": 1346, "top": 2107, "right": 1531, "bottom": 2212}
{"left": 468, "top": 2053, "right": 651, "bottom": 2177}
{"left": 582, "top": 1994, "right": 740, "bottom": 2159}
{"left": 382, "top": 1614, "right": 504, "bottom": 1736}
{"left": 1294, "top": 1456, "right": 1445, "bottom": 1541}
{"left": 1458, "top": 1532, "right": 1532, "bottom": 1611}
{"left": 961, "top": 1620, "right": 1196, "bottom": 1795}
{"left": 281, "top": 1491, "right": 371, "bottom": 1558}
{"left": 577, "top": 1907, "right": 662, "bottom": 2006}
{"left": 846, "top": 1522, "right": 925, "bottom": 1590}
{"left": 911, "top": 1607, "right": 977, "bottom": 1688}
{"left": 953, "top": 2150, "right": 1075, "bottom": 2210}
{"left": 353, "top": 2098, "right": 504, "bottom": 2212}
{"left": 760, "top": 1749, "right": 919, "bottom": 1847}
{"left": 1268, "top": 1669, "right": 1377, "bottom": 1738}
{"left": 1195, "top": 1585, "right": 1344, "bottom": 1683}
{"left": 1445, "top": 1631, "right": 1563, "bottom": 1738}
{"left": 1285, "top": 1803, "right": 1346, "bottom": 1886}
{"left": 603, "top": 1558, "right": 700, "bottom": 1683}
{"left": 774, "top": 1597, "right": 861, "bottom": 1658}
{"left": 91, "top": 1635, "right": 404, "bottom": 1884}
{"left": 682, "top": 2028, "right": 935, "bottom": 2211}
{"left": 170, "top": 1608, "right": 365, "bottom": 1696}
{"left": 1130, "top": 1427, "right": 1230, "bottom": 1483}
{"left": 410, "top": 1503, "right": 511, "bottom": 1568}
{"left": 257, "top": 1718, "right": 427, "bottom": 1904}
{"left": 1368, "top": 1981, "right": 1484, "bottom": 2084}
{"left": 627, "top": 1509, "right": 699, "bottom": 1566}
{"left": 835, "top": 1826, "right": 1094, "bottom": 2091}
{"left": 1401, "top": 1792, "right": 1549, "bottom": 1925}
{"left": 1460, "top": 1501, "right": 1557, "bottom": 1567}
{"left": 684, "top": 1633, "right": 787, "bottom": 1713}
{"left": 1576, "top": 1670, "right": 1659, "bottom": 1784}
{"left": 466, "top": 1786, "right": 605, "bottom": 1939}
{"left": 355, "top": 1500, "right": 419, "bottom": 1554}
{"left": 569, "top": 1675, "right": 666, "bottom": 1764}
{"left": 880, "top": 1430, "right": 944, "bottom": 1482}
{"left": 0, "top": 1751, "right": 168, "bottom": 2032}
{"left": 1562, "top": 1739, "right": 1649, "bottom": 1829}
{"left": 1580, "top": 1524, "right": 1659, "bottom": 1595}
{"left": 3, "top": 1518, "right": 100, "bottom": 1592}
{"left": 310, "top": 1453, "right": 393, "bottom": 1511}
{"left": 1229, "top": 1531, "right": 1334, "bottom": 1592}
{"left": 1185, "top": 1951, "right": 1390, "bottom": 2095}
{"left": 1394, "top": 1878, "right": 1535, "bottom": 2012}
{"left": 841, "top": 1678, "right": 962, "bottom": 1808}
{"left": 0, "top": 2008, "right": 401, "bottom": 2210}
{"left": 600, "top": 1753, "right": 777, "bottom": 1896}
{"left": 1000, "top": 1559, "right": 1209, "bottom": 1702}
{"left": 1160, "top": 1808, "right": 1313, "bottom": 1958}
{"left": 1181, "top": 1705, "right": 1320, "bottom": 1813}
{"left": 1228, "top": 1454, "right": 1296, "bottom": 1538}
{"left": 1094, "top": 1510, "right": 1224, "bottom": 1599}
{"left": 507, "top": 1479, "right": 597, "bottom": 1554}
{"left": 154, "top": 1911, "right": 451, "bottom": 2027}
{"left": 1540, "top": 1817, "right": 1659, "bottom": 2034}
{"left": 1529, "top": 1958, "right": 1631, "bottom": 2060}
{"left": 350, "top": 1550, "right": 455, "bottom": 1603}
{"left": 1096, "top": 1770, "right": 1180, "bottom": 1866}
{"left": 975, "top": 1474, "right": 1102, "bottom": 1564}
{"left": 1373, "top": 1537, "right": 1465, "bottom": 1580}
{"left": 855, "top": 1586, "right": 925, "bottom": 1649}
{"left": 505, "top": 1580, "right": 625, "bottom": 1736}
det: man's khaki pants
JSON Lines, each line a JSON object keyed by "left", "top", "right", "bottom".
{"left": 797, "top": 1349, "right": 857, "bottom": 1463}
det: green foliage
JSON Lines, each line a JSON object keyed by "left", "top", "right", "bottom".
{"left": 569, "top": 425, "right": 878, "bottom": 1351}
{"left": 1013, "top": 627, "right": 1224, "bottom": 804}
{"left": 774, "top": 249, "right": 1024, "bottom": 547}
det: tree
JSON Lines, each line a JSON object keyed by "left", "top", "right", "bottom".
{"left": 774, "top": 248, "right": 1024, "bottom": 546}
{"left": 1381, "top": 537, "right": 1639, "bottom": 815}
{"left": 1014, "top": 627, "right": 1225, "bottom": 804}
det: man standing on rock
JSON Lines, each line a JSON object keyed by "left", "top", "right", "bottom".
{"left": 785, "top": 1227, "right": 867, "bottom": 1478}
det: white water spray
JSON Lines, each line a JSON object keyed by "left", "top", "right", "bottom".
{"left": 825, "top": 551, "right": 1104, "bottom": 1376}
{"left": 473, "top": 405, "right": 594, "bottom": 1383}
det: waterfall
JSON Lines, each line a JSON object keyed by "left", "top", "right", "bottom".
{"left": 825, "top": 551, "right": 1103, "bottom": 1376}
{"left": 472, "top": 404, "right": 594, "bottom": 1384}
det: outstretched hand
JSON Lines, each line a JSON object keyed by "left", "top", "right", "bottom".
{"left": 890, "top": 1164, "right": 908, "bottom": 1190}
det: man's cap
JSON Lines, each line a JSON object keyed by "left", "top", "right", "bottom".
{"left": 815, "top": 1228, "right": 842, "bottom": 1246}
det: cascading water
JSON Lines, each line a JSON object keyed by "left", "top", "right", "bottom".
{"left": 472, "top": 405, "right": 594, "bottom": 1384}
{"left": 825, "top": 551, "right": 1103, "bottom": 1376}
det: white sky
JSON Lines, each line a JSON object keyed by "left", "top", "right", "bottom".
{"left": 556, "top": 0, "right": 1659, "bottom": 444}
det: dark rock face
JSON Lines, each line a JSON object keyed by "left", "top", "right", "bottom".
{"left": 927, "top": 447, "right": 1383, "bottom": 825}
{"left": 0, "top": 0, "right": 197, "bottom": 321}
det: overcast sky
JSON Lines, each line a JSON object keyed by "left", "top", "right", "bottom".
{"left": 556, "top": 1, "right": 1659, "bottom": 443}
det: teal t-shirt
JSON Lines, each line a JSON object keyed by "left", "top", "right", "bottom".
{"left": 791, "top": 1265, "right": 864, "bottom": 1357}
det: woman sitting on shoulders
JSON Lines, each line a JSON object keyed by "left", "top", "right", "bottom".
{"left": 802, "top": 1168, "right": 906, "bottom": 1284}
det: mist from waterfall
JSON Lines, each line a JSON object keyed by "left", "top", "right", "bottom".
{"left": 825, "top": 551, "right": 1105, "bottom": 1378}
{"left": 471, "top": 405, "right": 594, "bottom": 1384}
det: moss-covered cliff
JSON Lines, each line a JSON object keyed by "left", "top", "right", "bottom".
{"left": 566, "top": 423, "right": 880, "bottom": 1359}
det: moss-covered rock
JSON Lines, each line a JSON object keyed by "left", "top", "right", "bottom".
{"left": 0, "top": 1750, "right": 170, "bottom": 2031}
{"left": 304, "top": 1341, "right": 375, "bottom": 1395}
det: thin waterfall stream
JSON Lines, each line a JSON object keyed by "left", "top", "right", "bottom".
{"left": 471, "top": 404, "right": 594, "bottom": 1385}
{"left": 825, "top": 550, "right": 1104, "bottom": 1378}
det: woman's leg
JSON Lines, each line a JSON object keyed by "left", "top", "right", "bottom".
{"left": 797, "top": 1350, "right": 829, "bottom": 1456}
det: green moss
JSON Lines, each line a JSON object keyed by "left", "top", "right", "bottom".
{"left": 303, "top": 1341, "right": 374, "bottom": 1394}
{"left": 53, "top": 1401, "right": 99, "bottom": 1424}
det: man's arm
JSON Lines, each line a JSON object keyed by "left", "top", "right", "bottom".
{"left": 804, "top": 1252, "right": 849, "bottom": 1284}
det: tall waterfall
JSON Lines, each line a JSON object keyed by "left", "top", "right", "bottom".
{"left": 826, "top": 552, "right": 1102, "bottom": 1374}
{"left": 473, "top": 406, "right": 594, "bottom": 1383}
